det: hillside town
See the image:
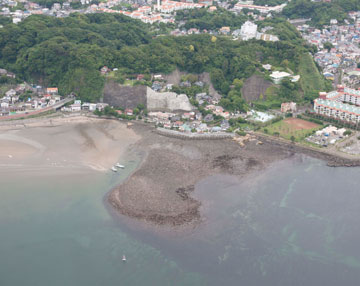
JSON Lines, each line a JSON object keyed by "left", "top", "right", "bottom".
{"left": 0, "top": 0, "right": 285, "bottom": 33}
{"left": 297, "top": 11, "right": 360, "bottom": 88}
{"left": 1, "top": 0, "right": 360, "bottom": 143}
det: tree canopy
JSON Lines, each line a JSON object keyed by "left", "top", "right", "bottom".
{"left": 282, "top": 0, "right": 359, "bottom": 27}
{"left": 0, "top": 13, "right": 326, "bottom": 106}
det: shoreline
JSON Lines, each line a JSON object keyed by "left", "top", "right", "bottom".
{"left": 0, "top": 115, "right": 141, "bottom": 173}
{"left": 107, "top": 121, "right": 360, "bottom": 228}
{"left": 1, "top": 114, "right": 359, "bottom": 228}
{"left": 107, "top": 123, "right": 292, "bottom": 227}
{"left": 253, "top": 132, "right": 360, "bottom": 167}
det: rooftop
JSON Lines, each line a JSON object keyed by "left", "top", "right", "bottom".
{"left": 315, "top": 98, "right": 360, "bottom": 115}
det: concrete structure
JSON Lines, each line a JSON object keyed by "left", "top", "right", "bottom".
{"left": 270, "top": 71, "right": 291, "bottom": 84}
{"left": 314, "top": 98, "right": 360, "bottom": 123}
{"left": 314, "top": 86, "right": 360, "bottom": 123}
{"left": 146, "top": 87, "right": 193, "bottom": 111}
{"left": 240, "top": 21, "right": 257, "bottom": 40}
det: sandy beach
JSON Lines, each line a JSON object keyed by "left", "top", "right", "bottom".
{"left": 0, "top": 115, "right": 140, "bottom": 172}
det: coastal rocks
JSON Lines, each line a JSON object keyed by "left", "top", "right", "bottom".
{"left": 108, "top": 125, "right": 290, "bottom": 227}
{"left": 254, "top": 133, "right": 360, "bottom": 168}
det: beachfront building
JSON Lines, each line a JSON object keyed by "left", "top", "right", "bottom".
{"left": 314, "top": 85, "right": 360, "bottom": 123}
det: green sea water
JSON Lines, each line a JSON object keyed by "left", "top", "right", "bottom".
{"left": 1, "top": 155, "right": 360, "bottom": 285}
{"left": 0, "top": 161, "right": 206, "bottom": 286}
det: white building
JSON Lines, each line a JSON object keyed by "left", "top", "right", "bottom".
{"left": 240, "top": 21, "right": 258, "bottom": 41}
{"left": 270, "top": 71, "right": 291, "bottom": 84}
{"left": 270, "top": 71, "right": 300, "bottom": 84}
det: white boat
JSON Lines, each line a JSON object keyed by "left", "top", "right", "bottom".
{"left": 122, "top": 255, "right": 126, "bottom": 262}
{"left": 116, "top": 163, "right": 125, "bottom": 169}
{"left": 111, "top": 166, "right": 117, "bottom": 172}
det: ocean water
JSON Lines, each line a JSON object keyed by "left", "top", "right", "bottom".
{"left": 1, "top": 155, "right": 360, "bottom": 285}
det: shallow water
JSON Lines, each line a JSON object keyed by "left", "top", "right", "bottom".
{"left": 0, "top": 162, "right": 205, "bottom": 286}
{"left": 1, "top": 155, "right": 360, "bottom": 285}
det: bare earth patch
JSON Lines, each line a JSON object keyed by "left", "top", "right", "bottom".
{"left": 284, "top": 118, "right": 319, "bottom": 130}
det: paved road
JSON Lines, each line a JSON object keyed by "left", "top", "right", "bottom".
{"left": 0, "top": 97, "right": 73, "bottom": 121}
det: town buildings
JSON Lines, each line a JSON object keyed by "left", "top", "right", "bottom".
{"left": 314, "top": 85, "right": 360, "bottom": 123}
{"left": 297, "top": 13, "right": 360, "bottom": 88}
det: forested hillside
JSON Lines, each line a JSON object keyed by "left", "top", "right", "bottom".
{"left": 175, "top": 8, "right": 248, "bottom": 30}
{"left": 0, "top": 14, "right": 150, "bottom": 101}
{"left": 282, "top": 0, "right": 360, "bottom": 27}
{"left": 0, "top": 13, "right": 326, "bottom": 105}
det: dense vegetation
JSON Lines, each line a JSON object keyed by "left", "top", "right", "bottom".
{"left": 282, "top": 0, "right": 360, "bottom": 27}
{"left": 0, "top": 13, "right": 150, "bottom": 101}
{"left": 175, "top": 8, "right": 248, "bottom": 31}
{"left": 253, "top": 0, "right": 287, "bottom": 6}
{"left": 0, "top": 13, "right": 326, "bottom": 109}
{"left": 32, "top": 0, "right": 66, "bottom": 9}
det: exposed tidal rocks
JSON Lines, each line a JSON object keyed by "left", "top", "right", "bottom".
{"left": 108, "top": 125, "right": 291, "bottom": 227}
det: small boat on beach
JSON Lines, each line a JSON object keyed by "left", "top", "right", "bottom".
{"left": 122, "top": 255, "right": 126, "bottom": 262}
{"left": 111, "top": 166, "right": 117, "bottom": 172}
{"left": 116, "top": 163, "right": 125, "bottom": 169}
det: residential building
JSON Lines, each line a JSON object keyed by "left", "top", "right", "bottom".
{"left": 240, "top": 21, "right": 257, "bottom": 40}
{"left": 314, "top": 86, "right": 360, "bottom": 123}
{"left": 281, "top": 102, "right": 297, "bottom": 113}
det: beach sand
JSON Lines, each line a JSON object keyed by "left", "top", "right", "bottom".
{"left": 0, "top": 116, "right": 140, "bottom": 172}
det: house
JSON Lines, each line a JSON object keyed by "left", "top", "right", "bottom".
{"left": 46, "top": 87, "right": 58, "bottom": 94}
{"left": 173, "top": 120, "right": 183, "bottom": 128}
{"left": 219, "top": 26, "right": 230, "bottom": 35}
{"left": 70, "top": 102, "right": 81, "bottom": 112}
{"left": 262, "top": 64, "right": 272, "bottom": 70}
{"left": 82, "top": 102, "right": 97, "bottom": 111}
{"left": 208, "top": 5, "right": 216, "bottom": 12}
{"left": 136, "top": 74, "right": 144, "bottom": 81}
{"left": 5, "top": 89, "right": 16, "bottom": 97}
{"left": 96, "top": 103, "right": 108, "bottom": 111}
{"left": 125, "top": 108, "right": 133, "bottom": 116}
{"left": 281, "top": 102, "right": 297, "bottom": 113}
{"left": 182, "top": 112, "right": 194, "bottom": 120}
{"left": 1, "top": 100, "right": 10, "bottom": 109}
{"left": 153, "top": 74, "right": 163, "bottom": 80}
{"left": 152, "top": 81, "right": 162, "bottom": 91}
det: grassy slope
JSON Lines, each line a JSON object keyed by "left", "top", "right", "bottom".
{"left": 299, "top": 53, "right": 326, "bottom": 94}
